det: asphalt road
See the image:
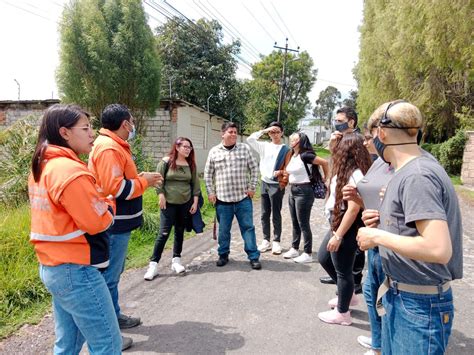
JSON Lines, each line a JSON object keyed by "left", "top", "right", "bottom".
{"left": 1, "top": 193, "right": 473, "bottom": 354}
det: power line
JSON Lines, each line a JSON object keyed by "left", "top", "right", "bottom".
{"left": 318, "top": 78, "right": 357, "bottom": 89}
{"left": 188, "top": 0, "right": 259, "bottom": 63}
{"left": 1, "top": 0, "right": 55, "bottom": 22}
{"left": 146, "top": 0, "right": 252, "bottom": 72}
{"left": 270, "top": 2, "right": 299, "bottom": 48}
{"left": 260, "top": 1, "right": 286, "bottom": 39}
{"left": 201, "top": 0, "right": 262, "bottom": 58}
{"left": 242, "top": 3, "right": 275, "bottom": 43}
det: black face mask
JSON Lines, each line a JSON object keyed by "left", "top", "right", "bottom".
{"left": 334, "top": 122, "right": 349, "bottom": 132}
{"left": 373, "top": 136, "right": 418, "bottom": 165}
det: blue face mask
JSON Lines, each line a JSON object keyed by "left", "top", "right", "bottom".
{"left": 334, "top": 122, "right": 349, "bottom": 132}
{"left": 127, "top": 122, "right": 136, "bottom": 141}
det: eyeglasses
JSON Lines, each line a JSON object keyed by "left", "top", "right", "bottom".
{"left": 364, "top": 135, "right": 373, "bottom": 141}
{"left": 180, "top": 145, "right": 193, "bottom": 150}
{"left": 70, "top": 124, "right": 93, "bottom": 132}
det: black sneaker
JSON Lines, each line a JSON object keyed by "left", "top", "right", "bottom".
{"left": 319, "top": 276, "right": 336, "bottom": 285}
{"left": 250, "top": 260, "right": 262, "bottom": 270}
{"left": 122, "top": 336, "right": 133, "bottom": 351}
{"left": 354, "top": 283, "right": 363, "bottom": 295}
{"left": 118, "top": 314, "right": 141, "bottom": 329}
{"left": 216, "top": 255, "right": 229, "bottom": 267}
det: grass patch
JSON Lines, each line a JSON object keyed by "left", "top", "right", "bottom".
{"left": 450, "top": 175, "right": 462, "bottom": 186}
{"left": 0, "top": 205, "right": 50, "bottom": 339}
{"left": 315, "top": 147, "right": 330, "bottom": 159}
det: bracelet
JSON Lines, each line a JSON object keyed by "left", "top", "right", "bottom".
{"left": 333, "top": 233, "right": 342, "bottom": 241}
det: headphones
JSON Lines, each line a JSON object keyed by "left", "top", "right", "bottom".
{"left": 380, "top": 100, "right": 407, "bottom": 127}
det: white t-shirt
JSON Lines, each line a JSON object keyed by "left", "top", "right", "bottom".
{"left": 325, "top": 169, "right": 364, "bottom": 219}
{"left": 286, "top": 154, "right": 312, "bottom": 184}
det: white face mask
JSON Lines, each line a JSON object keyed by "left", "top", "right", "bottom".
{"left": 127, "top": 121, "right": 136, "bottom": 141}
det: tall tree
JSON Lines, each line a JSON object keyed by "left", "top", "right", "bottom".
{"left": 342, "top": 90, "right": 358, "bottom": 110}
{"left": 313, "top": 86, "right": 341, "bottom": 126}
{"left": 155, "top": 18, "right": 242, "bottom": 120}
{"left": 245, "top": 51, "right": 317, "bottom": 133}
{"left": 356, "top": 0, "right": 473, "bottom": 142}
{"left": 57, "top": 0, "right": 161, "bottom": 124}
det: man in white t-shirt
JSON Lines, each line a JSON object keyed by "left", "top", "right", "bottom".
{"left": 247, "top": 122, "right": 290, "bottom": 255}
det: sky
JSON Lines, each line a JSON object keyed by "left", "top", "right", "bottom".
{"left": 0, "top": 0, "right": 363, "bottom": 110}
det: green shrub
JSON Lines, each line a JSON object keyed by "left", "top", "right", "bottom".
{"left": 0, "top": 204, "right": 50, "bottom": 338}
{"left": 438, "top": 130, "right": 467, "bottom": 175}
{"left": 421, "top": 142, "right": 442, "bottom": 160}
{"left": 0, "top": 119, "right": 38, "bottom": 207}
{"left": 130, "top": 135, "right": 156, "bottom": 172}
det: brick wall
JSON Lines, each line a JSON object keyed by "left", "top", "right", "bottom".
{"left": 461, "top": 131, "right": 474, "bottom": 186}
{"left": 141, "top": 107, "right": 173, "bottom": 166}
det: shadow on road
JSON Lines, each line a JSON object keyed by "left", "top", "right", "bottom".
{"left": 186, "top": 258, "right": 313, "bottom": 275}
{"left": 123, "top": 320, "right": 245, "bottom": 354}
{"left": 447, "top": 329, "right": 474, "bottom": 354}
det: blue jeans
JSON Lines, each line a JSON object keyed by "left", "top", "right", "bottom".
{"left": 40, "top": 264, "right": 121, "bottom": 355}
{"left": 382, "top": 286, "right": 454, "bottom": 354}
{"left": 363, "top": 248, "right": 385, "bottom": 350}
{"left": 216, "top": 197, "right": 260, "bottom": 261}
{"left": 102, "top": 231, "right": 131, "bottom": 317}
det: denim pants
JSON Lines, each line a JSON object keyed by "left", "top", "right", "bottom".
{"left": 102, "top": 231, "right": 131, "bottom": 318}
{"left": 288, "top": 184, "right": 314, "bottom": 253}
{"left": 382, "top": 286, "right": 454, "bottom": 354}
{"left": 40, "top": 264, "right": 122, "bottom": 355}
{"left": 150, "top": 202, "right": 189, "bottom": 262}
{"left": 363, "top": 248, "right": 385, "bottom": 350}
{"left": 260, "top": 181, "right": 285, "bottom": 242}
{"left": 216, "top": 197, "right": 260, "bottom": 261}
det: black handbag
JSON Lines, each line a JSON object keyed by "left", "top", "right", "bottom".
{"left": 303, "top": 163, "right": 327, "bottom": 199}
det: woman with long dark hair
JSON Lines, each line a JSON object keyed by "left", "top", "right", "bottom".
{"left": 144, "top": 137, "right": 200, "bottom": 280}
{"left": 29, "top": 104, "right": 122, "bottom": 353}
{"left": 318, "top": 133, "right": 372, "bottom": 326}
{"left": 275, "top": 132, "right": 329, "bottom": 263}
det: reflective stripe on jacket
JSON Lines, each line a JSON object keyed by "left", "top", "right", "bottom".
{"left": 29, "top": 145, "right": 114, "bottom": 267}
{"left": 88, "top": 128, "right": 148, "bottom": 233}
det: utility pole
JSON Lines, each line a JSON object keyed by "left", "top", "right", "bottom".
{"left": 14, "top": 79, "right": 20, "bottom": 100}
{"left": 274, "top": 38, "right": 299, "bottom": 122}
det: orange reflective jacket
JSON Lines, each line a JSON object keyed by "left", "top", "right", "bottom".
{"left": 29, "top": 145, "right": 114, "bottom": 267}
{"left": 88, "top": 128, "right": 148, "bottom": 233}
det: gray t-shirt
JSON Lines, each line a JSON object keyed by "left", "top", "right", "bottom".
{"left": 379, "top": 155, "right": 463, "bottom": 285}
{"left": 357, "top": 157, "right": 395, "bottom": 210}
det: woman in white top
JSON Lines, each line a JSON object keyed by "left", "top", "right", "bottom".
{"left": 317, "top": 133, "right": 372, "bottom": 326}
{"left": 275, "top": 132, "right": 329, "bottom": 263}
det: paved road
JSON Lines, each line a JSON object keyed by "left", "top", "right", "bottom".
{"left": 1, "top": 193, "right": 473, "bottom": 354}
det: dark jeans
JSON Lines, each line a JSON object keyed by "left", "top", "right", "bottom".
{"left": 353, "top": 248, "right": 365, "bottom": 285}
{"left": 318, "top": 219, "right": 359, "bottom": 313}
{"left": 150, "top": 201, "right": 190, "bottom": 263}
{"left": 288, "top": 184, "right": 314, "bottom": 254}
{"left": 261, "top": 181, "right": 285, "bottom": 242}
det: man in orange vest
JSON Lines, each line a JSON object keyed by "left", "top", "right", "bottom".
{"left": 89, "top": 104, "right": 161, "bottom": 349}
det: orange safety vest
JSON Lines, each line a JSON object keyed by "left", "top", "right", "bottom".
{"left": 88, "top": 128, "right": 148, "bottom": 233}
{"left": 29, "top": 145, "right": 114, "bottom": 267}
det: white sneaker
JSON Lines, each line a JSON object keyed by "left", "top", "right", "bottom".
{"left": 272, "top": 241, "right": 282, "bottom": 255}
{"left": 357, "top": 335, "right": 372, "bottom": 349}
{"left": 144, "top": 261, "right": 159, "bottom": 280}
{"left": 364, "top": 350, "right": 379, "bottom": 355}
{"left": 171, "top": 257, "right": 186, "bottom": 274}
{"left": 258, "top": 239, "right": 271, "bottom": 252}
{"left": 283, "top": 248, "right": 299, "bottom": 259}
{"left": 293, "top": 252, "right": 313, "bottom": 263}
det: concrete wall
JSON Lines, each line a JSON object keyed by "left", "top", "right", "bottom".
{"left": 0, "top": 100, "right": 59, "bottom": 129}
{"left": 461, "top": 131, "right": 474, "bottom": 186}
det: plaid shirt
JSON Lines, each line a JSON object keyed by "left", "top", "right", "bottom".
{"left": 204, "top": 142, "right": 258, "bottom": 203}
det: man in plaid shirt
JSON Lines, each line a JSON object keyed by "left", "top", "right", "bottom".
{"left": 204, "top": 122, "right": 262, "bottom": 270}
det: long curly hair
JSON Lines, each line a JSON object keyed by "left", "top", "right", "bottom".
{"left": 167, "top": 137, "right": 196, "bottom": 172}
{"left": 330, "top": 133, "right": 372, "bottom": 231}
